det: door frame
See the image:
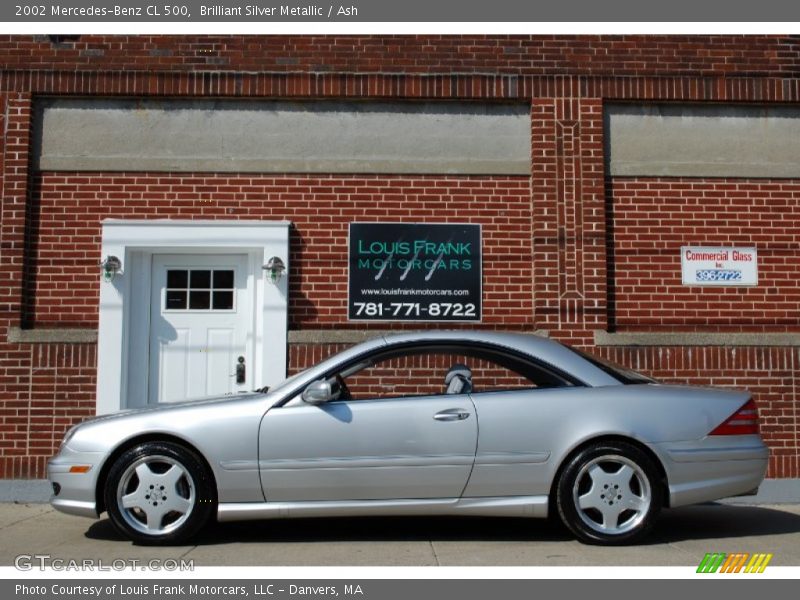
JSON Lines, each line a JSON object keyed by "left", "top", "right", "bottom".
{"left": 97, "top": 219, "right": 291, "bottom": 414}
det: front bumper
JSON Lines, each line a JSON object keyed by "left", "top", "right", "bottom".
{"left": 47, "top": 450, "right": 106, "bottom": 519}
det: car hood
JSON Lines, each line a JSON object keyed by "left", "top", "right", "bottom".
{"left": 76, "top": 392, "right": 268, "bottom": 427}
{"left": 62, "top": 391, "right": 275, "bottom": 454}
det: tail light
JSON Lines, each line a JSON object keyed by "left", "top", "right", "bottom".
{"left": 709, "top": 398, "right": 760, "bottom": 436}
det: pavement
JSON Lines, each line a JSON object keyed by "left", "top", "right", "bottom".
{"left": 1, "top": 501, "right": 799, "bottom": 567}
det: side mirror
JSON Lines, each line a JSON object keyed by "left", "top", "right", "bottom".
{"left": 301, "top": 379, "right": 340, "bottom": 405}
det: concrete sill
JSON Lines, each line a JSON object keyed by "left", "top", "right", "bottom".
{"left": 595, "top": 330, "right": 800, "bottom": 347}
{"left": 7, "top": 327, "right": 98, "bottom": 344}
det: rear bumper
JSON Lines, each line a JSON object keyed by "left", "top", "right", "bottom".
{"left": 652, "top": 437, "right": 769, "bottom": 508}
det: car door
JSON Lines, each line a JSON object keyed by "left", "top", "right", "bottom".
{"left": 464, "top": 388, "right": 571, "bottom": 498}
{"left": 258, "top": 393, "right": 478, "bottom": 502}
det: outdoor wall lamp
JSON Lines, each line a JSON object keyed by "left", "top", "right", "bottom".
{"left": 263, "top": 256, "right": 286, "bottom": 283}
{"left": 99, "top": 255, "right": 122, "bottom": 282}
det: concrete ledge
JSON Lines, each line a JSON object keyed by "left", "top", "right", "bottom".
{"left": 595, "top": 330, "right": 800, "bottom": 347}
{"left": 0, "top": 480, "right": 52, "bottom": 503}
{"left": 288, "top": 329, "right": 550, "bottom": 345}
{"left": 7, "top": 327, "right": 98, "bottom": 344}
{"left": 9, "top": 327, "right": 554, "bottom": 346}
{"left": 288, "top": 330, "right": 392, "bottom": 345}
{"left": 718, "top": 479, "right": 800, "bottom": 506}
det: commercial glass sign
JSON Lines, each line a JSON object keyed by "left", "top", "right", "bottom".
{"left": 681, "top": 247, "right": 758, "bottom": 286}
{"left": 348, "top": 222, "right": 482, "bottom": 321}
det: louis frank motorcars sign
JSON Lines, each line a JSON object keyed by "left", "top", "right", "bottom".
{"left": 348, "top": 222, "right": 482, "bottom": 321}
{"left": 681, "top": 247, "right": 758, "bottom": 286}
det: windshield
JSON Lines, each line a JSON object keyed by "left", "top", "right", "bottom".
{"left": 267, "top": 368, "right": 308, "bottom": 395}
{"left": 570, "top": 348, "right": 659, "bottom": 385}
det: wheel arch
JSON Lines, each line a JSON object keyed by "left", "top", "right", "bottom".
{"left": 548, "top": 434, "right": 671, "bottom": 514}
{"left": 95, "top": 433, "right": 218, "bottom": 515}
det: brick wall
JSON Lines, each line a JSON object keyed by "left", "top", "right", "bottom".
{"left": 28, "top": 172, "right": 532, "bottom": 328}
{"left": 1, "top": 35, "right": 799, "bottom": 76}
{"left": 608, "top": 178, "right": 800, "bottom": 330}
{"left": 0, "top": 343, "right": 96, "bottom": 479}
{"left": 531, "top": 97, "right": 606, "bottom": 346}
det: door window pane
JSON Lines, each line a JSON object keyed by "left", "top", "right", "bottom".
{"left": 189, "top": 290, "right": 211, "bottom": 310}
{"left": 212, "top": 291, "right": 234, "bottom": 310}
{"left": 190, "top": 270, "right": 211, "bottom": 289}
{"left": 213, "top": 270, "right": 234, "bottom": 289}
{"left": 167, "top": 269, "right": 188, "bottom": 288}
{"left": 165, "top": 290, "right": 187, "bottom": 310}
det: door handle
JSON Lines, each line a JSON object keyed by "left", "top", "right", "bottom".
{"left": 235, "top": 356, "right": 246, "bottom": 384}
{"left": 433, "top": 408, "right": 470, "bottom": 421}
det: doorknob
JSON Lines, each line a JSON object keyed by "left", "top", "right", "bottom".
{"left": 235, "top": 356, "right": 246, "bottom": 384}
{"left": 433, "top": 408, "right": 470, "bottom": 421}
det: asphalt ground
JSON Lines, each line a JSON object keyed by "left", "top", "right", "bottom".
{"left": 0, "top": 502, "right": 799, "bottom": 567}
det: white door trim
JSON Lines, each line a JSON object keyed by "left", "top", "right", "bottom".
{"left": 97, "top": 219, "right": 291, "bottom": 415}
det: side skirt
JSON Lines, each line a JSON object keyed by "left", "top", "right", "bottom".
{"left": 217, "top": 495, "right": 549, "bottom": 522}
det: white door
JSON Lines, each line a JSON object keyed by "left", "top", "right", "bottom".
{"left": 148, "top": 254, "right": 251, "bottom": 404}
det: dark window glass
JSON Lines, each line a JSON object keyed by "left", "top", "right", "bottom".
{"left": 165, "top": 268, "right": 235, "bottom": 311}
{"left": 213, "top": 270, "right": 234, "bottom": 289}
{"left": 568, "top": 347, "right": 659, "bottom": 385}
{"left": 190, "top": 270, "right": 211, "bottom": 289}
{"left": 212, "top": 291, "right": 234, "bottom": 310}
{"left": 336, "top": 345, "right": 575, "bottom": 401}
{"left": 189, "top": 291, "right": 211, "bottom": 310}
{"left": 165, "top": 290, "right": 187, "bottom": 310}
{"left": 167, "top": 270, "right": 188, "bottom": 289}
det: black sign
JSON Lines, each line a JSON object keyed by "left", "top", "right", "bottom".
{"left": 348, "top": 223, "right": 481, "bottom": 321}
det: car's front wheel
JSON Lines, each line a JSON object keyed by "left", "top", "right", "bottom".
{"left": 104, "top": 441, "right": 215, "bottom": 545}
{"left": 556, "top": 441, "right": 663, "bottom": 545}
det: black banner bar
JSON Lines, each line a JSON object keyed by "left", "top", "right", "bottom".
{"left": 4, "top": 579, "right": 799, "bottom": 600}
{"left": 4, "top": 0, "right": 800, "bottom": 22}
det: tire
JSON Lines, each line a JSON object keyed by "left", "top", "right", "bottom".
{"left": 556, "top": 441, "right": 663, "bottom": 545}
{"left": 104, "top": 441, "right": 215, "bottom": 545}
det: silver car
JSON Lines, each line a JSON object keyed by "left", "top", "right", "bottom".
{"left": 48, "top": 331, "right": 768, "bottom": 546}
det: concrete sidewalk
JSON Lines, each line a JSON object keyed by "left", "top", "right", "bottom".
{"left": 0, "top": 502, "right": 799, "bottom": 567}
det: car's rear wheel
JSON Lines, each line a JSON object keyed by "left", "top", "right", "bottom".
{"left": 556, "top": 441, "right": 662, "bottom": 545}
{"left": 104, "top": 441, "right": 214, "bottom": 545}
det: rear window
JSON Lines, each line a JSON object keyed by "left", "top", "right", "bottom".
{"left": 570, "top": 348, "right": 659, "bottom": 385}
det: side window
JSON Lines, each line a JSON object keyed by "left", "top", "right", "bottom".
{"left": 340, "top": 350, "right": 548, "bottom": 401}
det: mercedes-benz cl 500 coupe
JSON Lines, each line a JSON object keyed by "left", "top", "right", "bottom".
{"left": 49, "top": 331, "right": 768, "bottom": 545}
